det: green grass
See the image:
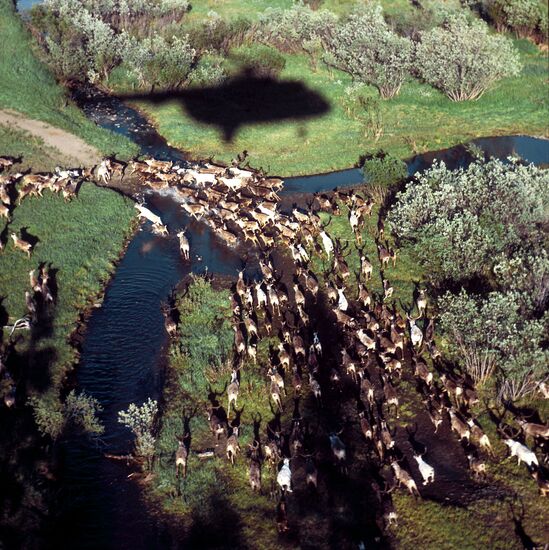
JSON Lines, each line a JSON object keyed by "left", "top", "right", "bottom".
{"left": 0, "top": 182, "right": 136, "bottom": 432}
{"left": 0, "top": 0, "right": 137, "bottom": 159}
{"left": 132, "top": 39, "right": 548, "bottom": 176}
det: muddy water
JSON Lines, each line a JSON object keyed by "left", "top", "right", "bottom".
{"left": 46, "top": 89, "right": 549, "bottom": 549}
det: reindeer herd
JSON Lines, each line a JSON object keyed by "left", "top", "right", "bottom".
{"left": 1, "top": 152, "right": 547, "bottom": 540}
{"left": 151, "top": 158, "right": 548, "bottom": 538}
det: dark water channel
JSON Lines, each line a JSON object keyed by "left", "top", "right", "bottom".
{"left": 44, "top": 90, "right": 548, "bottom": 549}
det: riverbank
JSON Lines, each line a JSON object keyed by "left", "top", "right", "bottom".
{"left": 0, "top": 0, "right": 137, "bottom": 159}
{"left": 0, "top": 176, "right": 136, "bottom": 545}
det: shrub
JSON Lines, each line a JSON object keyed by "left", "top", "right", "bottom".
{"left": 40, "top": 0, "right": 129, "bottom": 82}
{"left": 28, "top": 391, "right": 103, "bottom": 438}
{"left": 363, "top": 152, "right": 408, "bottom": 187}
{"left": 43, "top": 0, "right": 190, "bottom": 35}
{"left": 363, "top": 151, "right": 408, "bottom": 206}
{"left": 189, "top": 54, "right": 227, "bottom": 86}
{"left": 118, "top": 398, "right": 158, "bottom": 469}
{"left": 439, "top": 290, "right": 548, "bottom": 401}
{"left": 415, "top": 15, "right": 521, "bottom": 101}
{"left": 257, "top": 4, "right": 337, "bottom": 53}
{"left": 387, "top": 158, "right": 548, "bottom": 283}
{"left": 324, "top": 5, "right": 413, "bottom": 99}
{"left": 123, "top": 34, "right": 196, "bottom": 90}
{"left": 64, "top": 390, "right": 104, "bottom": 435}
{"left": 230, "top": 44, "right": 286, "bottom": 79}
{"left": 483, "top": 0, "right": 547, "bottom": 39}
{"left": 185, "top": 16, "right": 251, "bottom": 54}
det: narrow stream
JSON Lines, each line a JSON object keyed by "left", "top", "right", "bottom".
{"left": 44, "top": 89, "right": 548, "bottom": 549}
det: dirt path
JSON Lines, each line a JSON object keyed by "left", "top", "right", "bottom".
{"left": 0, "top": 109, "right": 101, "bottom": 167}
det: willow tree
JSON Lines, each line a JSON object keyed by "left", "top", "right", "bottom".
{"left": 415, "top": 15, "right": 521, "bottom": 101}
{"left": 324, "top": 5, "right": 413, "bottom": 99}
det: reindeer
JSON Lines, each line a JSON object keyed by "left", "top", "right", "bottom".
{"left": 359, "top": 253, "right": 373, "bottom": 281}
{"left": 503, "top": 439, "right": 539, "bottom": 468}
{"left": 277, "top": 458, "right": 292, "bottom": 493}
{"left": 227, "top": 370, "right": 240, "bottom": 414}
{"left": 378, "top": 244, "right": 391, "bottom": 269}
{"left": 176, "top": 230, "right": 190, "bottom": 260}
{"left": 406, "top": 314, "right": 423, "bottom": 348}
{"left": 270, "top": 378, "right": 283, "bottom": 411}
{"left": 308, "top": 373, "right": 322, "bottom": 407}
{"left": 329, "top": 430, "right": 347, "bottom": 473}
{"left": 381, "top": 374, "right": 399, "bottom": 418}
{"left": 448, "top": 408, "right": 470, "bottom": 441}
{"left": 466, "top": 418, "right": 494, "bottom": 456}
{"left": 10, "top": 233, "right": 33, "bottom": 257}
{"left": 391, "top": 461, "right": 420, "bottom": 498}
{"left": 248, "top": 442, "right": 262, "bottom": 492}
{"left": 276, "top": 494, "right": 290, "bottom": 533}
{"left": 413, "top": 452, "right": 435, "bottom": 485}
{"left": 467, "top": 453, "right": 487, "bottom": 479}
{"left": 358, "top": 410, "right": 374, "bottom": 440}
{"left": 226, "top": 426, "right": 241, "bottom": 465}
{"left": 269, "top": 367, "right": 286, "bottom": 397}
{"left": 515, "top": 417, "right": 549, "bottom": 441}
{"left": 175, "top": 421, "right": 192, "bottom": 479}
{"left": 416, "top": 289, "right": 427, "bottom": 317}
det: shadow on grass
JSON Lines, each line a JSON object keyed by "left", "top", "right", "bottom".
{"left": 116, "top": 68, "right": 331, "bottom": 142}
{"left": 183, "top": 491, "right": 245, "bottom": 549}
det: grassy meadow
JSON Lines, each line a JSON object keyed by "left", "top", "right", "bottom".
{"left": 0, "top": 0, "right": 137, "bottom": 159}
{"left": 0, "top": 182, "right": 136, "bottom": 432}
{"left": 129, "top": 6, "right": 547, "bottom": 176}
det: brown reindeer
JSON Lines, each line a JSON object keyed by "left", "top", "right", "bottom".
{"left": 10, "top": 233, "right": 33, "bottom": 257}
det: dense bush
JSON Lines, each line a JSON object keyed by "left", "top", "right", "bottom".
{"left": 390, "top": 158, "right": 549, "bottom": 402}
{"left": 230, "top": 44, "right": 286, "bottom": 79}
{"left": 439, "top": 290, "right": 548, "bottom": 401}
{"left": 363, "top": 152, "right": 408, "bottom": 187}
{"left": 415, "top": 15, "right": 521, "bottom": 101}
{"left": 123, "top": 34, "right": 196, "bottom": 89}
{"left": 257, "top": 3, "right": 337, "bottom": 53}
{"left": 29, "top": 390, "right": 103, "bottom": 438}
{"left": 188, "top": 54, "right": 227, "bottom": 86}
{"left": 43, "top": 0, "right": 190, "bottom": 35}
{"left": 185, "top": 15, "right": 251, "bottom": 54}
{"left": 388, "top": 158, "right": 548, "bottom": 283}
{"left": 363, "top": 151, "right": 408, "bottom": 206}
{"left": 324, "top": 5, "right": 413, "bottom": 99}
{"left": 32, "top": 0, "right": 195, "bottom": 86}
{"left": 482, "top": 0, "right": 548, "bottom": 39}
{"left": 38, "top": 0, "right": 128, "bottom": 82}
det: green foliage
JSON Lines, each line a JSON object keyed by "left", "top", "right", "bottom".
{"left": 415, "top": 14, "right": 522, "bottom": 101}
{"left": 64, "top": 390, "right": 104, "bottom": 434}
{"left": 185, "top": 15, "right": 251, "bottom": 54}
{"left": 324, "top": 4, "right": 413, "bottom": 98}
{"left": 483, "top": 0, "right": 548, "bottom": 39}
{"left": 363, "top": 151, "right": 408, "bottom": 187}
{"left": 119, "top": 398, "right": 158, "bottom": 467}
{"left": 175, "top": 277, "right": 232, "bottom": 394}
{"left": 229, "top": 43, "right": 286, "bottom": 78}
{"left": 124, "top": 34, "right": 196, "bottom": 89}
{"left": 388, "top": 158, "right": 548, "bottom": 283}
{"left": 0, "top": 0, "right": 136, "bottom": 157}
{"left": 390, "top": 158, "right": 548, "bottom": 402}
{"left": 257, "top": 3, "right": 337, "bottom": 52}
{"left": 439, "top": 290, "right": 548, "bottom": 400}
